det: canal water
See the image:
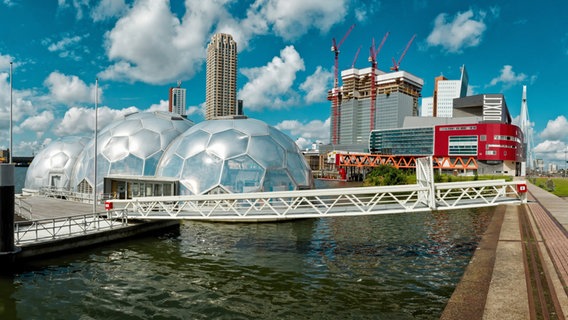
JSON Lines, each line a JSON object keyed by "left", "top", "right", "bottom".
{"left": 1, "top": 170, "right": 494, "bottom": 319}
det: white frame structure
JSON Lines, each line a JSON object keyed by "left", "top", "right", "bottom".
{"left": 108, "top": 157, "right": 528, "bottom": 221}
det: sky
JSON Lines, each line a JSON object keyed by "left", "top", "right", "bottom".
{"left": 0, "top": 0, "right": 567, "bottom": 168}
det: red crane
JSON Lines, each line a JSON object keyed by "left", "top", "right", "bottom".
{"left": 369, "top": 32, "right": 389, "bottom": 132}
{"left": 351, "top": 46, "right": 361, "bottom": 68}
{"left": 330, "top": 24, "right": 355, "bottom": 145}
{"left": 391, "top": 34, "right": 416, "bottom": 72}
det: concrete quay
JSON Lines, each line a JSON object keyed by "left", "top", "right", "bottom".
{"left": 442, "top": 181, "right": 568, "bottom": 319}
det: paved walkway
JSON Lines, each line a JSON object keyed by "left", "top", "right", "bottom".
{"left": 442, "top": 181, "right": 568, "bottom": 319}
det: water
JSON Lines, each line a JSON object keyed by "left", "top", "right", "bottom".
{"left": 1, "top": 173, "right": 494, "bottom": 319}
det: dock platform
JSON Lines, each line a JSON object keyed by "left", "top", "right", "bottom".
{"left": 442, "top": 181, "right": 568, "bottom": 319}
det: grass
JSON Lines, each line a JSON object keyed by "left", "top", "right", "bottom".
{"left": 530, "top": 177, "right": 568, "bottom": 197}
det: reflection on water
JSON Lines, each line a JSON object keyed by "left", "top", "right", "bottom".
{"left": 2, "top": 207, "right": 493, "bottom": 319}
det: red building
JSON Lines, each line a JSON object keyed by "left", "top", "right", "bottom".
{"left": 434, "top": 123, "right": 525, "bottom": 175}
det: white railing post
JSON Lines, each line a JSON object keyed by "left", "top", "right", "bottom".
{"left": 416, "top": 156, "right": 436, "bottom": 210}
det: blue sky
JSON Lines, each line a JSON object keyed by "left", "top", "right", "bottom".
{"left": 0, "top": 0, "right": 567, "bottom": 167}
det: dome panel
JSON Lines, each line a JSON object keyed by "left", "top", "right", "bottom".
{"left": 158, "top": 154, "right": 184, "bottom": 178}
{"left": 248, "top": 136, "right": 285, "bottom": 168}
{"left": 263, "top": 169, "right": 295, "bottom": 192}
{"left": 269, "top": 126, "right": 297, "bottom": 151}
{"left": 102, "top": 136, "right": 130, "bottom": 162}
{"left": 175, "top": 129, "right": 210, "bottom": 159}
{"left": 207, "top": 129, "right": 248, "bottom": 159}
{"left": 220, "top": 155, "right": 264, "bottom": 193}
{"left": 130, "top": 130, "right": 161, "bottom": 158}
{"left": 111, "top": 119, "right": 143, "bottom": 136}
{"left": 180, "top": 151, "right": 223, "bottom": 194}
{"left": 286, "top": 151, "right": 312, "bottom": 187}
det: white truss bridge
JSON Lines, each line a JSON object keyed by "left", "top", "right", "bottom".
{"left": 107, "top": 158, "right": 528, "bottom": 222}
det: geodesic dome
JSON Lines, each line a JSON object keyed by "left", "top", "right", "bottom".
{"left": 25, "top": 136, "right": 90, "bottom": 191}
{"left": 71, "top": 111, "right": 193, "bottom": 193}
{"left": 157, "top": 118, "right": 313, "bottom": 195}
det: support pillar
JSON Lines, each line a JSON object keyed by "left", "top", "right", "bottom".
{"left": 0, "top": 164, "right": 19, "bottom": 266}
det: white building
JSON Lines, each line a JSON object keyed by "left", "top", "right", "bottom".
{"left": 421, "top": 65, "right": 469, "bottom": 117}
{"left": 168, "top": 86, "right": 186, "bottom": 116}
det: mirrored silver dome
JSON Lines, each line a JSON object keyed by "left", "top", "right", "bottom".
{"left": 71, "top": 111, "right": 194, "bottom": 193}
{"left": 25, "top": 136, "right": 90, "bottom": 191}
{"left": 157, "top": 118, "right": 313, "bottom": 195}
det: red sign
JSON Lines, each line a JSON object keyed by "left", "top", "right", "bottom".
{"left": 105, "top": 201, "right": 113, "bottom": 210}
{"left": 517, "top": 184, "right": 527, "bottom": 193}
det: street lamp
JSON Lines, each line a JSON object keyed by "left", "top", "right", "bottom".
{"left": 565, "top": 147, "right": 567, "bottom": 178}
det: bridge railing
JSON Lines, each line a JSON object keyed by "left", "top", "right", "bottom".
{"left": 106, "top": 156, "right": 528, "bottom": 221}
{"left": 14, "top": 213, "right": 128, "bottom": 245}
{"left": 434, "top": 179, "right": 527, "bottom": 209}
{"left": 109, "top": 183, "right": 433, "bottom": 221}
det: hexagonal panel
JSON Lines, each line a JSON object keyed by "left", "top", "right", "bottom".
{"left": 220, "top": 155, "right": 265, "bottom": 193}
{"left": 286, "top": 151, "right": 311, "bottom": 186}
{"left": 248, "top": 135, "right": 285, "bottom": 169}
{"left": 207, "top": 129, "right": 248, "bottom": 159}
{"left": 175, "top": 129, "right": 211, "bottom": 159}
{"left": 102, "top": 136, "right": 130, "bottom": 162}
{"left": 180, "top": 151, "right": 223, "bottom": 194}
{"left": 263, "top": 169, "right": 295, "bottom": 192}
{"left": 130, "top": 130, "right": 161, "bottom": 158}
{"left": 50, "top": 152, "right": 70, "bottom": 170}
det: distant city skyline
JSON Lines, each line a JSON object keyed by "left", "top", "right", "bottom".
{"left": 0, "top": 0, "right": 566, "bottom": 168}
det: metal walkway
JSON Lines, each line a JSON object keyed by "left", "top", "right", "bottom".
{"left": 107, "top": 158, "right": 528, "bottom": 221}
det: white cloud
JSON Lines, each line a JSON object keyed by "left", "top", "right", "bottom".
{"left": 54, "top": 105, "right": 139, "bottom": 136}
{"left": 488, "top": 65, "right": 535, "bottom": 89}
{"left": 239, "top": 45, "right": 305, "bottom": 111}
{"left": 275, "top": 118, "right": 330, "bottom": 147}
{"left": 540, "top": 115, "right": 568, "bottom": 141}
{"left": 427, "top": 9, "right": 487, "bottom": 53}
{"left": 300, "top": 66, "right": 333, "bottom": 103}
{"left": 99, "top": 0, "right": 349, "bottom": 84}
{"left": 250, "top": 0, "right": 347, "bottom": 40}
{"left": 99, "top": 0, "right": 223, "bottom": 84}
{"left": 44, "top": 34, "right": 88, "bottom": 61}
{"left": 18, "top": 111, "right": 55, "bottom": 138}
{"left": 91, "top": 0, "right": 128, "bottom": 21}
{"left": 44, "top": 72, "right": 99, "bottom": 105}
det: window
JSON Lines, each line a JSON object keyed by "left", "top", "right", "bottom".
{"left": 448, "top": 135, "right": 477, "bottom": 155}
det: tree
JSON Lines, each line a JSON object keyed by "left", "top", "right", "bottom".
{"left": 363, "top": 165, "right": 408, "bottom": 186}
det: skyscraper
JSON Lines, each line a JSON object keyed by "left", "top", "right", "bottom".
{"left": 169, "top": 83, "right": 186, "bottom": 116}
{"left": 205, "top": 33, "right": 237, "bottom": 120}
{"left": 421, "top": 65, "right": 469, "bottom": 117}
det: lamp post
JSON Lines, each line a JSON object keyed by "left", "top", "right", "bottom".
{"left": 565, "top": 147, "right": 567, "bottom": 178}
{"left": 93, "top": 78, "right": 98, "bottom": 213}
{"left": 9, "top": 62, "right": 13, "bottom": 164}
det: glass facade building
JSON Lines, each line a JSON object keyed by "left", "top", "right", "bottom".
{"left": 369, "top": 127, "right": 434, "bottom": 155}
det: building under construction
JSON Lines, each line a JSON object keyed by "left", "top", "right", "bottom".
{"left": 327, "top": 67, "right": 423, "bottom": 152}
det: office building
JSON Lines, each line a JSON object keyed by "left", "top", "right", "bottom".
{"left": 369, "top": 93, "right": 525, "bottom": 176}
{"left": 168, "top": 85, "right": 186, "bottom": 116}
{"left": 329, "top": 67, "right": 423, "bottom": 152}
{"left": 205, "top": 33, "right": 238, "bottom": 120}
{"left": 421, "top": 65, "right": 469, "bottom": 117}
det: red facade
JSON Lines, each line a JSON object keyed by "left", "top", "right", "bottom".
{"left": 434, "top": 123, "right": 524, "bottom": 162}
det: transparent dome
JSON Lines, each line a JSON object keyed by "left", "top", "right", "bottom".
{"left": 157, "top": 118, "right": 314, "bottom": 195}
{"left": 71, "top": 111, "right": 194, "bottom": 193}
{"left": 25, "top": 136, "right": 90, "bottom": 191}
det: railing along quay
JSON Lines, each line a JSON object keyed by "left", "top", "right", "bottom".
{"left": 15, "top": 213, "right": 128, "bottom": 245}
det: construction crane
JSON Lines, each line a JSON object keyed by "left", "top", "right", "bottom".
{"left": 391, "top": 34, "right": 416, "bottom": 72}
{"left": 369, "top": 32, "right": 389, "bottom": 132}
{"left": 330, "top": 23, "right": 355, "bottom": 145}
{"left": 351, "top": 46, "right": 361, "bottom": 68}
